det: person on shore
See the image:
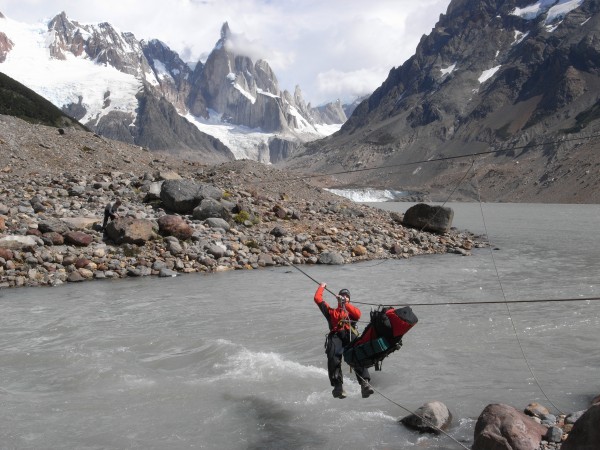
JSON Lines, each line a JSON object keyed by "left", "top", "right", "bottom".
{"left": 314, "top": 283, "right": 374, "bottom": 399}
{"left": 102, "top": 198, "right": 122, "bottom": 231}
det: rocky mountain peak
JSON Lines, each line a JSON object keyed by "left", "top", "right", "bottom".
{"left": 220, "top": 22, "right": 232, "bottom": 42}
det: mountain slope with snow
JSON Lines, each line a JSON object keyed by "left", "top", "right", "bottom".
{"left": 0, "top": 12, "right": 345, "bottom": 163}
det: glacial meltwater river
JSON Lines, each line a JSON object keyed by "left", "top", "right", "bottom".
{"left": 1, "top": 202, "right": 599, "bottom": 449}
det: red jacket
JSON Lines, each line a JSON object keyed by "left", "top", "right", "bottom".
{"left": 314, "top": 285, "right": 361, "bottom": 335}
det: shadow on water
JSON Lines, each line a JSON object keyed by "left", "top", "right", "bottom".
{"left": 225, "top": 394, "right": 327, "bottom": 450}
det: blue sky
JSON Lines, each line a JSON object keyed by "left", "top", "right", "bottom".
{"left": 0, "top": 0, "right": 452, "bottom": 105}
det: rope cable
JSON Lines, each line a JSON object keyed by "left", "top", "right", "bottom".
{"left": 349, "top": 296, "right": 600, "bottom": 307}
{"left": 473, "top": 167, "right": 565, "bottom": 415}
{"left": 279, "top": 132, "right": 600, "bottom": 183}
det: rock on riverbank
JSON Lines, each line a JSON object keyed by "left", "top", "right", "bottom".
{"left": 0, "top": 158, "right": 483, "bottom": 289}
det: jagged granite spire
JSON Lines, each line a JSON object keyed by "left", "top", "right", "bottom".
{"left": 221, "top": 22, "right": 231, "bottom": 40}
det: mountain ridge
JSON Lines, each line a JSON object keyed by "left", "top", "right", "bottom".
{"left": 281, "top": 0, "right": 600, "bottom": 203}
{"left": 0, "top": 12, "right": 349, "bottom": 163}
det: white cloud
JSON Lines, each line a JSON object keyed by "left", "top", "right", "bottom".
{"left": 316, "top": 68, "right": 389, "bottom": 102}
{"left": 0, "top": 0, "right": 452, "bottom": 105}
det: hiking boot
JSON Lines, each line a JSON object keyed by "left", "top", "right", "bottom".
{"left": 361, "top": 381, "right": 374, "bottom": 398}
{"left": 332, "top": 384, "right": 347, "bottom": 399}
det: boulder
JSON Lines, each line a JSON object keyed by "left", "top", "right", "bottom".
{"left": 0, "top": 235, "right": 38, "bottom": 250}
{"left": 41, "top": 232, "right": 64, "bottom": 246}
{"left": 318, "top": 252, "right": 344, "bottom": 265}
{"left": 63, "top": 231, "right": 93, "bottom": 247}
{"left": 38, "top": 219, "right": 71, "bottom": 234}
{"left": 192, "top": 198, "right": 229, "bottom": 220}
{"left": 160, "top": 179, "right": 222, "bottom": 214}
{"left": 143, "top": 181, "right": 163, "bottom": 202}
{"left": 157, "top": 215, "right": 193, "bottom": 240}
{"left": 105, "top": 217, "right": 155, "bottom": 245}
{"left": 207, "top": 244, "right": 226, "bottom": 259}
{"left": 205, "top": 218, "right": 230, "bottom": 231}
{"left": 257, "top": 253, "right": 275, "bottom": 266}
{"left": 67, "top": 271, "right": 84, "bottom": 282}
{"left": 472, "top": 403, "right": 548, "bottom": 450}
{"left": 60, "top": 217, "right": 99, "bottom": 230}
{"left": 0, "top": 248, "right": 14, "bottom": 260}
{"left": 400, "top": 401, "right": 452, "bottom": 434}
{"left": 562, "top": 404, "right": 600, "bottom": 450}
{"left": 164, "top": 236, "right": 184, "bottom": 255}
{"left": 156, "top": 171, "right": 182, "bottom": 181}
{"left": 270, "top": 226, "right": 287, "bottom": 237}
{"left": 352, "top": 245, "right": 368, "bottom": 256}
{"left": 524, "top": 402, "right": 550, "bottom": 418}
{"left": 403, "top": 203, "right": 454, "bottom": 233}
{"left": 159, "top": 268, "right": 178, "bottom": 277}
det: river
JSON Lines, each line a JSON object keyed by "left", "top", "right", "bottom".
{"left": 1, "top": 202, "right": 599, "bottom": 449}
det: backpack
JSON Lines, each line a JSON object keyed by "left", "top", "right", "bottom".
{"left": 343, "top": 306, "right": 418, "bottom": 370}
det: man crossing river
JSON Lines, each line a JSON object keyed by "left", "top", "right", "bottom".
{"left": 314, "top": 282, "right": 374, "bottom": 399}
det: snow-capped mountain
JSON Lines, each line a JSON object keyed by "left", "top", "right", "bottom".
{"left": 0, "top": 12, "right": 345, "bottom": 162}
{"left": 283, "top": 0, "right": 600, "bottom": 203}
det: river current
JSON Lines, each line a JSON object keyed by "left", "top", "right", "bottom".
{"left": 1, "top": 202, "right": 599, "bottom": 449}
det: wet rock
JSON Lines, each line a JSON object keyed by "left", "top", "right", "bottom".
{"left": 159, "top": 268, "right": 178, "bottom": 277}
{"left": 403, "top": 203, "right": 454, "bottom": 233}
{"left": 400, "top": 401, "right": 452, "bottom": 434}
{"left": 472, "top": 403, "right": 548, "bottom": 450}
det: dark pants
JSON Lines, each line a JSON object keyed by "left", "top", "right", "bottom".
{"left": 102, "top": 212, "right": 115, "bottom": 230}
{"left": 326, "top": 333, "right": 370, "bottom": 386}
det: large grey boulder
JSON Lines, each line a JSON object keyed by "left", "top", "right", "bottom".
{"left": 400, "top": 401, "right": 452, "bottom": 434}
{"left": 38, "top": 219, "right": 71, "bottom": 234}
{"left": 472, "top": 403, "right": 548, "bottom": 450}
{"left": 403, "top": 203, "right": 454, "bottom": 233}
{"left": 160, "top": 179, "right": 222, "bottom": 214}
{"left": 562, "top": 404, "right": 600, "bottom": 450}
{"left": 192, "top": 197, "right": 229, "bottom": 220}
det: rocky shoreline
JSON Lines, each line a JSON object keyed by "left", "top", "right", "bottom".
{"left": 0, "top": 159, "right": 483, "bottom": 289}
